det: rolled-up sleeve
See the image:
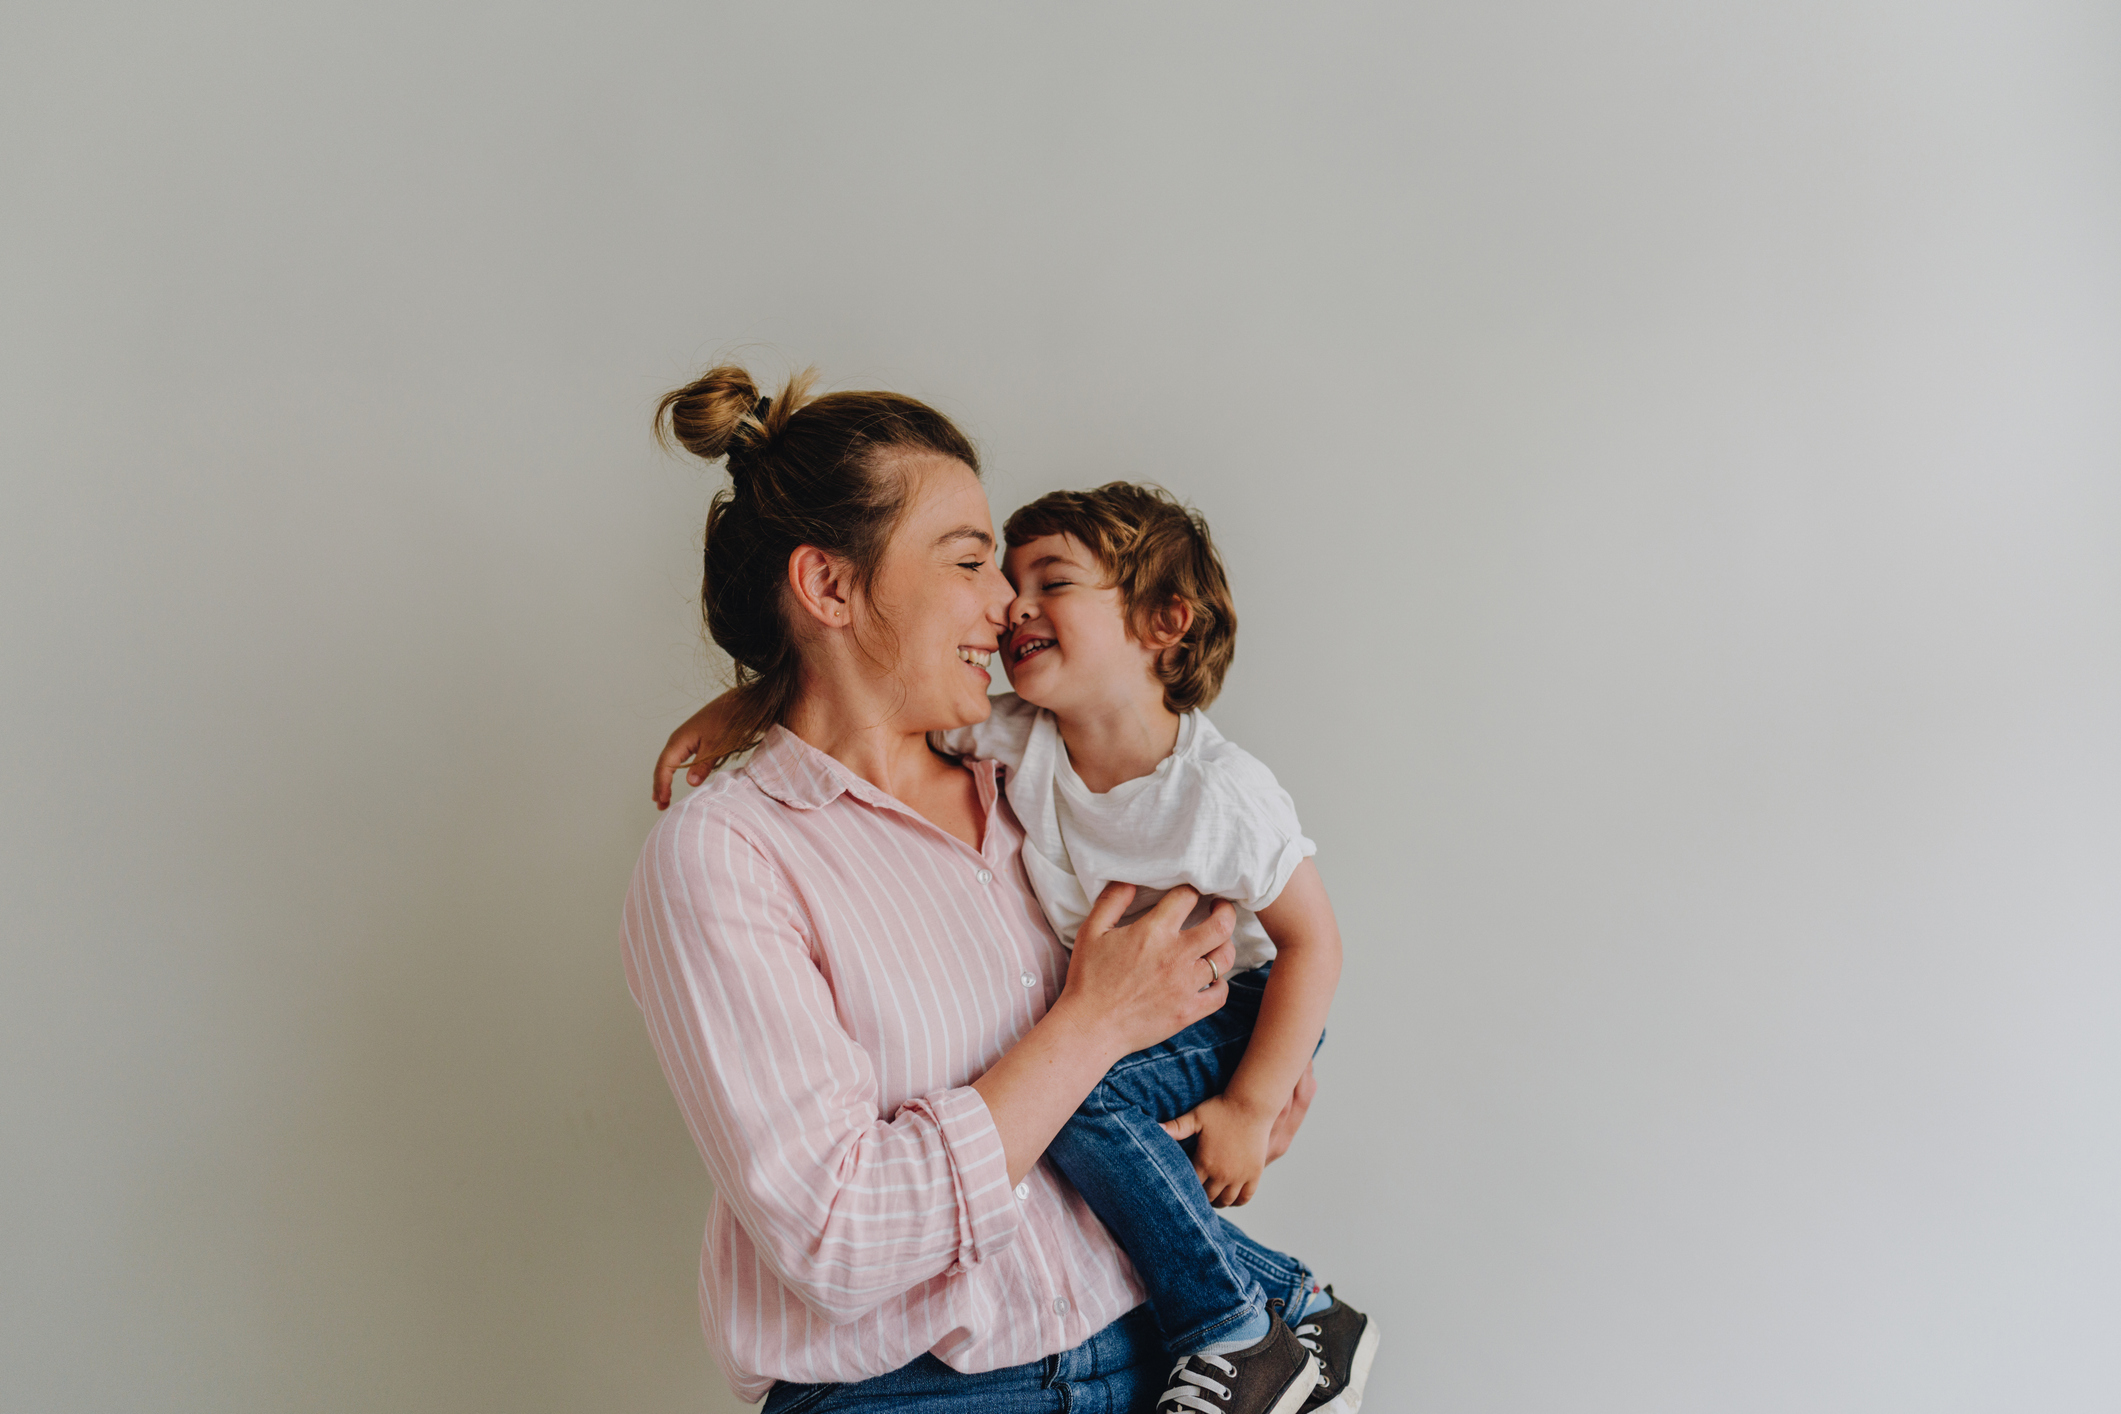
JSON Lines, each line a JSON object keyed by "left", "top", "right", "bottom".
{"left": 623, "top": 801, "right": 1022, "bottom": 1325}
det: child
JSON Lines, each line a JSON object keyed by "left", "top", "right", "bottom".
{"left": 663, "top": 483, "right": 1377, "bottom": 1414}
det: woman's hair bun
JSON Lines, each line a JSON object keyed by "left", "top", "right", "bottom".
{"left": 655, "top": 364, "right": 764, "bottom": 464}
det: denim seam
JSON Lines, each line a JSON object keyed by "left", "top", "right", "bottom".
{"left": 1227, "top": 1239, "right": 1308, "bottom": 1287}
{"left": 1102, "top": 1097, "right": 1264, "bottom": 1355}
{"left": 1098, "top": 1033, "right": 1251, "bottom": 1082}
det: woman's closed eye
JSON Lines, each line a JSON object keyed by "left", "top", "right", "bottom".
{"left": 957, "top": 560, "right": 987, "bottom": 572}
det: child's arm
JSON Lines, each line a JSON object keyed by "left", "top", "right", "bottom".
{"left": 653, "top": 691, "right": 1031, "bottom": 809}
{"left": 1159, "top": 858, "right": 1342, "bottom": 1207}
{"left": 652, "top": 690, "right": 743, "bottom": 810}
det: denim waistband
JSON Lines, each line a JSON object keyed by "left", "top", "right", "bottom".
{"left": 762, "top": 1304, "right": 1165, "bottom": 1413}
{"left": 1048, "top": 1302, "right": 1162, "bottom": 1384}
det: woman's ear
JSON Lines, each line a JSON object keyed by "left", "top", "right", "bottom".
{"left": 787, "top": 545, "right": 855, "bottom": 629}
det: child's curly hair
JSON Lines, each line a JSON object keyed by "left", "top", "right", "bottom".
{"left": 1003, "top": 482, "right": 1237, "bottom": 713}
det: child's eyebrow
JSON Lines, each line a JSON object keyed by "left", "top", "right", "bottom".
{"left": 933, "top": 526, "right": 996, "bottom": 551}
{"left": 1022, "top": 553, "right": 1084, "bottom": 571}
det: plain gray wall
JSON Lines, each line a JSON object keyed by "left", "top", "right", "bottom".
{"left": 5, "top": 3, "right": 2118, "bottom": 1411}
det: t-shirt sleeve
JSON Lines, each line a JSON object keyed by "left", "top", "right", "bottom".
{"left": 928, "top": 693, "right": 1039, "bottom": 770}
{"left": 1186, "top": 752, "right": 1318, "bottom": 914}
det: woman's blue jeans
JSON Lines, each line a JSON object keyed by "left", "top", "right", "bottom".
{"left": 1045, "top": 964, "right": 1315, "bottom": 1356}
{"left": 763, "top": 1305, "right": 1167, "bottom": 1414}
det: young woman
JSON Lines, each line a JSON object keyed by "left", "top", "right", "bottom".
{"left": 625, "top": 364, "right": 1321, "bottom": 1413}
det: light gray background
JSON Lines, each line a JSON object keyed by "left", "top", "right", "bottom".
{"left": 5, "top": 4, "right": 2118, "bottom": 1412}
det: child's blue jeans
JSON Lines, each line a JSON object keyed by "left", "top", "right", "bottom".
{"left": 1042, "top": 963, "right": 1317, "bottom": 1357}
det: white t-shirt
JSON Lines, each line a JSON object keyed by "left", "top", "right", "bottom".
{"left": 932, "top": 694, "right": 1315, "bottom": 973}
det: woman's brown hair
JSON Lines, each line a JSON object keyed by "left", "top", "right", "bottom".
{"left": 1003, "top": 482, "right": 1237, "bottom": 713}
{"left": 656, "top": 363, "right": 980, "bottom": 770}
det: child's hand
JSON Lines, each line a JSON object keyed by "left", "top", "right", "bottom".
{"left": 652, "top": 692, "right": 740, "bottom": 810}
{"left": 1161, "top": 1092, "right": 1277, "bottom": 1208}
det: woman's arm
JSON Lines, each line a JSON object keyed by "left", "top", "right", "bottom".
{"left": 626, "top": 809, "right": 1239, "bottom": 1323}
{"left": 1160, "top": 858, "right": 1342, "bottom": 1207}
{"left": 975, "top": 882, "right": 1239, "bottom": 1186}
{"left": 627, "top": 810, "right": 998, "bottom": 1323}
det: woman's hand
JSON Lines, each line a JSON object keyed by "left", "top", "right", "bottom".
{"left": 653, "top": 692, "right": 741, "bottom": 810}
{"left": 1264, "top": 1060, "right": 1317, "bottom": 1166}
{"left": 974, "top": 882, "right": 1237, "bottom": 1186}
{"left": 1058, "top": 882, "right": 1240, "bottom": 1059}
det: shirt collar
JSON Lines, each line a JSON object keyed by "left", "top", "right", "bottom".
{"left": 743, "top": 723, "right": 1003, "bottom": 822}
{"left": 741, "top": 725, "right": 858, "bottom": 809}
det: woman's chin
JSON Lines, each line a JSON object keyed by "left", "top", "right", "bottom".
{"left": 946, "top": 693, "right": 997, "bottom": 726}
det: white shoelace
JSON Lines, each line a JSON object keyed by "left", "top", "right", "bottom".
{"left": 1158, "top": 1352, "right": 1239, "bottom": 1414}
{"left": 1294, "top": 1321, "right": 1329, "bottom": 1390}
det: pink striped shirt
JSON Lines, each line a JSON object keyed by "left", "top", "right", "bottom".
{"left": 622, "top": 725, "right": 1147, "bottom": 1403}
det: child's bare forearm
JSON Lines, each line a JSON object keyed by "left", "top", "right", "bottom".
{"left": 1223, "top": 940, "right": 1337, "bottom": 1115}
{"left": 1223, "top": 859, "right": 1341, "bottom": 1117}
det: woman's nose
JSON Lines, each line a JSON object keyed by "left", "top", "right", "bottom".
{"left": 987, "top": 570, "right": 1017, "bottom": 622}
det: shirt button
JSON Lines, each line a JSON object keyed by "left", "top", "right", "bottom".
{"left": 975, "top": 868, "right": 993, "bottom": 884}
{"left": 1020, "top": 971, "right": 1037, "bottom": 988}
{"left": 1015, "top": 1181, "right": 1030, "bottom": 1201}
{"left": 1053, "top": 1297, "right": 1070, "bottom": 1316}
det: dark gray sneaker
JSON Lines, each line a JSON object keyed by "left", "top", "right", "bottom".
{"left": 1294, "top": 1289, "right": 1378, "bottom": 1414}
{"left": 1157, "top": 1301, "right": 1321, "bottom": 1414}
